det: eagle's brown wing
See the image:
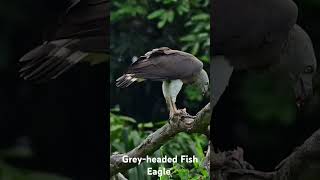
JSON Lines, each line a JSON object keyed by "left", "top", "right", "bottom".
{"left": 116, "top": 48, "right": 203, "bottom": 88}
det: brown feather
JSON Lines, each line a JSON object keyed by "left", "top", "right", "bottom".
{"left": 116, "top": 48, "right": 203, "bottom": 88}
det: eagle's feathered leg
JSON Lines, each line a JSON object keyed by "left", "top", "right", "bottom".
{"left": 162, "top": 80, "right": 184, "bottom": 122}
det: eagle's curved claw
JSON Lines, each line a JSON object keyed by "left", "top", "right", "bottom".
{"left": 168, "top": 108, "right": 196, "bottom": 124}
{"left": 168, "top": 109, "right": 184, "bottom": 124}
{"left": 179, "top": 108, "right": 195, "bottom": 119}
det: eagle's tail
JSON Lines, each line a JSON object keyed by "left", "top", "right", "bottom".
{"left": 116, "top": 74, "right": 137, "bottom": 88}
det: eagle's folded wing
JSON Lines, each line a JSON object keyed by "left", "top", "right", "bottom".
{"left": 127, "top": 51, "right": 203, "bottom": 81}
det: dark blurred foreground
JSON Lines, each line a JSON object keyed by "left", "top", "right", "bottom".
{"left": 0, "top": 0, "right": 108, "bottom": 179}
{"left": 213, "top": 0, "right": 320, "bottom": 171}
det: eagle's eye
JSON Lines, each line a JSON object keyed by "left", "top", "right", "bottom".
{"left": 304, "top": 65, "right": 314, "bottom": 74}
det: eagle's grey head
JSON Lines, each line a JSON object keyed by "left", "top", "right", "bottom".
{"left": 194, "top": 69, "right": 209, "bottom": 96}
{"left": 288, "top": 57, "right": 317, "bottom": 107}
{"left": 280, "top": 25, "right": 317, "bottom": 107}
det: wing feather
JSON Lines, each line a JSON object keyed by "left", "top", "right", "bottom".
{"left": 126, "top": 48, "right": 203, "bottom": 81}
{"left": 19, "top": 37, "right": 106, "bottom": 81}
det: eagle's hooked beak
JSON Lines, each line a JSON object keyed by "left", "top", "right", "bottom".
{"left": 293, "top": 74, "right": 314, "bottom": 109}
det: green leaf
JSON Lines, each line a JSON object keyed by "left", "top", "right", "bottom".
{"left": 192, "top": 42, "right": 200, "bottom": 55}
{"left": 180, "top": 35, "right": 196, "bottom": 42}
{"left": 129, "top": 131, "right": 142, "bottom": 146}
{"left": 167, "top": 10, "right": 175, "bottom": 23}
{"left": 157, "top": 19, "right": 167, "bottom": 28}
{"left": 147, "top": 9, "right": 165, "bottom": 19}
{"left": 191, "top": 13, "right": 209, "bottom": 21}
{"left": 119, "top": 115, "right": 136, "bottom": 123}
{"left": 138, "top": 122, "right": 154, "bottom": 129}
{"left": 198, "top": 32, "right": 209, "bottom": 39}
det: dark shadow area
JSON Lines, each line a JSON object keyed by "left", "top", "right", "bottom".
{"left": 0, "top": 1, "right": 108, "bottom": 179}
{"left": 212, "top": 0, "right": 320, "bottom": 171}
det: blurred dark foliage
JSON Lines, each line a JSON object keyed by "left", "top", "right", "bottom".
{"left": 0, "top": 0, "right": 108, "bottom": 179}
{"left": 213, "top": 0, "right": 320, "bottom": 171}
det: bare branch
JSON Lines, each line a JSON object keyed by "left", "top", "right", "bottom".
{"left": 275, "top": 128, "right": 320, "bottom": 180}
{"left": 211, "top": 128, "right": 320, "bottom": 180}
{"left": 110, "top": 103, "right": 211, "bottom": 176}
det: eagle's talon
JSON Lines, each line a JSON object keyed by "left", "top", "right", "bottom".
{"left": 168, "top": 110, "right": 185, "bottom": 124}
{"left": 168, "top": 112, "right": 178, "bottom": 124}
{"left": 177, "top": 109, "right": 195, "bottom": 119}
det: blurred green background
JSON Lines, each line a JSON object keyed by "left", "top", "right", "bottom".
{"left": 110, "top": 0, "right": 210, "bottom": 179}
{"left": 213, "top": 0, "right": 320, "bottom": 172}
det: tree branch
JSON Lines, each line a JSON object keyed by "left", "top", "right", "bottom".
{"left": 110, "top": 103, "right": 211, "bottom": 176}
{"left": 211, "top": 128, "right": 320, "bottom": 180}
